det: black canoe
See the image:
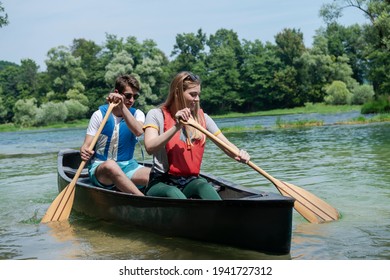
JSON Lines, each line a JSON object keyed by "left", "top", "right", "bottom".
{"left": 57, "top": 149, "right": 294, "bottom": 254}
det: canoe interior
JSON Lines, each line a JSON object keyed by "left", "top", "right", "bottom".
{"left": 57, "top": 149, "right": 294, "bottom": 254}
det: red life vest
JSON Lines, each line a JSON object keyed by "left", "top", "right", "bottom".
{"left": 162, "top": 107, "right": 205, "bottom": 177}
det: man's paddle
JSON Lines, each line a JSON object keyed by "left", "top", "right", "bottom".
{"left": 182, "top": 118, "right": 340, "bottom": 224}
{"left": 41, "top": 102, "right": 117, "bottom": 223}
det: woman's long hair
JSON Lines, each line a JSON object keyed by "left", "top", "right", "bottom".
{"left": 162, "top": 71, "right": 205, "bottom": 142}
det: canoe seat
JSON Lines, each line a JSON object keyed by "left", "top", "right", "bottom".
{"left": 63, "top": 166, "right": 89, "bottom": 178}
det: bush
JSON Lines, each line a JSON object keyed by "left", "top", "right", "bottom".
{"left": 361, "top": 95, "right": 390, "bottom": 114}
{"left": 351, "top": 84, "right": 375, "bottom": 105}
{"left": 324, "top": 81, "right": 352, "bottom": 105}
{"left": 35, "top": 101, "right": 68, "bottom": 126}
{"left": 13, "top": 98, "right": 38, "bottom": 127}
{"left": 64, "top": 99, "right": 88, "bottom": 121}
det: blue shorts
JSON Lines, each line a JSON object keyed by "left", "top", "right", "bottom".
{"left": 88, "top": 159, "right": 143, "bottom": 190}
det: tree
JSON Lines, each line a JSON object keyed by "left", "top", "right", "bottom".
{"left": 45, "top": 46, "right": 86, "bottom": 101}
{"left": 13, "top": 98, "right": 38, "bottom": 127}
{"left": 320, "top": 0, "right": 390, "bottom": 95}
{"left": 35, "top": 101, "right": 68, "bottom": 126}
{"left": 240, "top": 40, "right": 282, "bottom": 111}
{"left": 324, "top": 80, "right": 352, "bottom": 105}
{"left": 275, "top": 28, "right": 306, "bottom": 66}
{"left": 0, "top": 91, "right": 8, "bottom": 123}
{"left": 71, "top": 38, "right": 106, "bottom": 115}
{"left": 17, "top": 59, "right": 40, "bottom": 100}
{"left": 351, "top": 84, "right": 375, "bottom": 104}
{"left": 104, "top": 50, "right": 135, "bottom": 86}
{"left": 202, "top": 29, "right": 243, "bottom": 114}
{"left": 273, "top": 28, "right": 307, "bottom": 107}
{"left": 171, "top": 29, "right": 207, "bottom": 73}
{"left": 313, "top": 21, "right": 368, "bottom": 84}
{"left": 0, "top": 1, "right": 9, "bottom": 28}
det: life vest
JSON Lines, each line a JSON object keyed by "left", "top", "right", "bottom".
{"left": 94, "top": 104, "right": 138, "bottom": 161}
{"left": 162, "top": 107, "right": 205, "bottom": 176}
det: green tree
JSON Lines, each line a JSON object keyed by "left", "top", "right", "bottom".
{"left": 203, "top": 29, "right": 243, "bottom": 114}
{"left": 0, "top": 1, "right": 9, "bottom": 27}
{"left": 315, "top": 23, "right": 368, "bottom": 83}
{"left": 64, "top": 99, "right": 88, "bottom": 121}
{"left": 240, "top": 40, "right": 282, "bottom": 111}
{"left": 0, "top": 91, "right": 8, "bottom": 122}
{"left": 275, "top": 28, "right": 306, "bottom": 66}
{"left": 0, "top": 63, "right": 23, "bottom": 122}
{"left": 320, "top": 0, "right": 390, "bottom": 95}
{"left": 171, "top": 29, "right": 207, "bottom": 73}
{"left": 13, "top": 98, "right": 38, "bottom": 127}
{"left": 352, "top": 84, "right": 375, "bottom": 104}
{"left": 104, "top": 50, "right": 135, "bottom": 86}
{"left": 17, "top": 59, "right": 40, "bottom": 100}
{"left": 35, "top": 101, "right": 68, "bottom": 126}
{"left": 324, "top": 80, "right": 352, "bottom": 105}
{"left": 45, "top": 46, "right": 86, "bottom": 101}
{"left": 273, "top": 28, "right": 306, "bottom": 107}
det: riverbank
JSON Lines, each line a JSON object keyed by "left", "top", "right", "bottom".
{"left": 1, "top": 103, "right": 389, "bottom": 133}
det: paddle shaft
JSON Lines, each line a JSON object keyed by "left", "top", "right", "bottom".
{"left": 41, "top": 102, "right": 117, "bottom": 223}
{"left": 182, "top": 118, "right": 339, "bottom": 223}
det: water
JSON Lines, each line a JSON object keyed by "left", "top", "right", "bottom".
{"left": 0, "top": 113, "right": 389, "bottom": 260}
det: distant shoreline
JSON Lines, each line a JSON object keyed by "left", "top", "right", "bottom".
{"left": 2, "top": 104, "right": 389, "bottom": 133}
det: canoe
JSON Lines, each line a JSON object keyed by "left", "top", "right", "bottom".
{"left": 57, "top": 149, "right": 294, "bottom": 254}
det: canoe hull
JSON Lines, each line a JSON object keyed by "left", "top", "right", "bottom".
{"left": 57, "top": 149, "right": 294, "bottom": 254}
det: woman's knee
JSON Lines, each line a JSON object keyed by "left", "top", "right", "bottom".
{"left": 147, "top": 184, "right": 186, "bottom": 199}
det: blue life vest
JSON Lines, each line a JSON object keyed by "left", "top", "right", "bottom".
{"left": 94, "top": 104, "right": 138, "bottom": 161}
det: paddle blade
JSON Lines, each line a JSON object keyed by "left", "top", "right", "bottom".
{"left": 41, "top": 182, "right": 76, "bottom": 223}
{"left": 274, "top": 179, "right": 340, "bottom": 223}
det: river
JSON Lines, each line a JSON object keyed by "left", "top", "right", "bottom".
{"left": 0, "top": 111, "right": 389, "bottom": 260}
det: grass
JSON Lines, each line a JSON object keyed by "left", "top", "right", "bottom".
{"left": 0, "top": 119, "right": 89, "bottom": 132}
{"left": 221, "top": 124, "right": 264, "bottom": 133}
{"left": 336, "top": 113, "right": 390, "bottom": 125}
{"left": 211, "top": 103, "right": 361, "bottom": 119}
{"left": 275, "top": 118, "right": 324, "bottom": 129}
{"left": 1, "top": 104, "right": 390, "bottom": 133}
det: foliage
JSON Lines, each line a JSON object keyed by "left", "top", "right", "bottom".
{"left": 13, "top": 98, "right": 38, "bottom": 127}
{"left": 64, "top": 99, "right": 88, "bottom": 121}
{"left": 275, "top": 117, "right": 324, "bottom": 128}
{"left": 324, "top": 80, "right": 352, "bottom": 105}
{"left": 0, "top": 95, "right": 8, "bottom": 122}
{"left": 0, "top": 0, "right": 389, "bottom": 127}
{"left": 0, "top": 1, "right": 8, "bottom": 27}
{"left": 35, "top": 101, "right": 68, "bottom": 126}
{"left": 361, "top": 95, "right": 390, "bottom": 113}
{"left": 351, "top": 84, "right": 375, "bottom": 104}
{"left": 104, "top": 50, "right": 135, "bottom": 86}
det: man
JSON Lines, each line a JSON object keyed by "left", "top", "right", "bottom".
{"left": 80, "top": 74, "right": 149, "bottom": 195}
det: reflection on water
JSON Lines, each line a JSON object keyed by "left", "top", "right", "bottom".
{"left": 0, "top": 115, "right": 389, "bottom": 260}
{"left": 43, "top": 217, "right": 291, "bottom": 260}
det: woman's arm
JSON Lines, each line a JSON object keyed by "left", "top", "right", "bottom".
{"left": 213, "top": 133, "right": 250, "bottom": 164}
{"left": 144, "top": 122, "right": 182, "bottom": 155}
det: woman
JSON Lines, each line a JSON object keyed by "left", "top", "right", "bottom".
{"left": 143, "top": 71, "right": 250, "bottom": 199}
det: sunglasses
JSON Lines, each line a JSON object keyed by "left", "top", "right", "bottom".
{"left": 121, "top": 92, "right": 139, "bottom": 100}
{"left": 184, "top": 73, "right": 200, "bottom": 82}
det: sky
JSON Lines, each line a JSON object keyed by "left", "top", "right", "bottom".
{"left": 0, "top": 0, "right": 369, "bottom": 70}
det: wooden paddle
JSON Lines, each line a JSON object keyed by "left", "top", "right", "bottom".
{"left": 41, "top": 102, "right": 117, "bottom": 223}
{"left": 181, "top": 118, "right": 340, "bottom": 223}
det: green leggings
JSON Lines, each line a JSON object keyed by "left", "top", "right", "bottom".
{"left": 146, "top": 177, "right": 221, "bottom": 200}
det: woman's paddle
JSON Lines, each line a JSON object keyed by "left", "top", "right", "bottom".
{"left": 182, "top": 118, "right": 340, "bottom": 224}
{"left": 41, "top": 102, "right": 117, "bottom": 223}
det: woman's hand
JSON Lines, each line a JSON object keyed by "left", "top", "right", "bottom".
{"left": 174, "top": 108, "right": 192, "bottom": 126}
